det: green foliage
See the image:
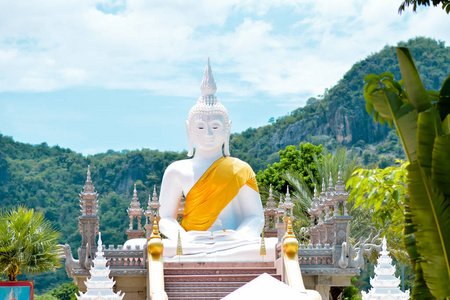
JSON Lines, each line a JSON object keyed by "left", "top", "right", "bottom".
{"left": 363, "top": 47, "right": 450, "bottom": 298}
{"left": 0, "top": 206, "right": 62, "bottom": 281}
{"left": 0, "top": 135, "right": 186, "bottom": 291}
{"left": 398, "top": 0, "right": 450, "bottom": 14}
{"left": 346, "top": 160, "right": 409, "bottom": 257}
{"left": 282, "top": 146, "right": 360, "bottom": 242}
{"left": 48, "top": 282, "right": 78, "bottom": 300}
{"left": 35, "top": 294, "right": 59, "bottom": 300}
{"left": 342, "top": 278, "right": 362, "bottom": 300}
{"left": 256, "top": 143, "right": 323, "bottom": 194}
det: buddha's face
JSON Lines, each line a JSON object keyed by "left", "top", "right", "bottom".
{"left": 189, "top": 114, "right": 228, "bottom": 152}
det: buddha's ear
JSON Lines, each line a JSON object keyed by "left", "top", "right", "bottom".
{"left": 224, "top": 120, "right": 232, "bottom": 157}
{"left": 186, "top": 121, "right": 194, "bottom": 157}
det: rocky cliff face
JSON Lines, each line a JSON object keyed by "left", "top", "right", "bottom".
{"left": 268, "top": 103, "right": 390, "bottom": 154}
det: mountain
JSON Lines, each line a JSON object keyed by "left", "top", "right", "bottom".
{"left": 230, "top": 37, "right": 450, "bottom": 171}
{"left": 0, "top": 36, "right": 449, "bottom": 292}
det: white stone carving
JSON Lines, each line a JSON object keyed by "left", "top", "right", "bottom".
{"left": 362, "top": 238, "right": 409, "bottom": 300}
{"left": 77, "top": 233, "right": 125, "bottom": 300}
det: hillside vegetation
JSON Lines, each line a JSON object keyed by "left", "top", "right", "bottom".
{"left": 0, "top": 37, "right": 449, "bottom": 292}
{"left": 230, "top": 37, "right": 450, "bottom": 171}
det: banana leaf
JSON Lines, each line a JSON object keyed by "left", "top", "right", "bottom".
{"left": 365, "top": 88, "right": 418, "bottom": 162}
{"left": 397, "top": 47, "right": 431, "bottom": 113}
{"left": 417, "top": 110, "right": 442, "bottom": 177}
{"left": 432, "top": 135, "right": 450, "bottom": 207}
{"left": 438, "top": 75, "right": 450, "bottom": 121}
{"left": 367, "top": 89, "right": 395, "bottom": 119}
{"left": 443, "top": 115, "right": 450, "bottom": 135}
{"left": 407, "top": 162, "right": 450, "bottom": 298}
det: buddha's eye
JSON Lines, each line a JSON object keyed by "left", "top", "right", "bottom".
{"left": 198, "top": 126, "right": 204, "bottom": 130}
{"left": 212, "top": 126, "right": 218, "bottom": 130}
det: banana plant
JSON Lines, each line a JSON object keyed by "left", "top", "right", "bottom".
{"left": 363, "top": 47, "right": 450, "bottom": 299}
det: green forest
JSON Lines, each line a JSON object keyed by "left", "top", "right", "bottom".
{"left": 0, "top": 37, "right": 449, "bottom": 295}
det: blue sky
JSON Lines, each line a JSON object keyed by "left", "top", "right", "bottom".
{"left": 0, "top": 0, "right": 449, "bottom": 155}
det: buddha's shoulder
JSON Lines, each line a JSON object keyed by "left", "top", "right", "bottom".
{"left": 163, "top": 159, "right": 193, "bottom": 178}
{"left": 225, "top": 156, "right": 253, "bottom": 171}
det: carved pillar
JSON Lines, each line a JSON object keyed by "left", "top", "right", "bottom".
{"left": 308, "top": 185, "right": 320, "bottom": 246}
{"left": 264, "top": 185, "right": 278, "bottom": 238}
{"left": 126, "top": 183, "right": 145, "bottom": 239}
{"left": 276, "top": 195, "right": 285, "bottom": 242}
{"left": 78, "top": 165, "right": 99, "bottom": 269}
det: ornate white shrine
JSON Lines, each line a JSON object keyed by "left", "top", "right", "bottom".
{"left": 362, "top": 238, "right": 409, "bottom": 300}
{"left": 76, "top": 233, "right": 124, "bottom": 300}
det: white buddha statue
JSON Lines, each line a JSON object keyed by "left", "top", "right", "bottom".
{"left": 159, "top": 59, "right": 276, "bottom": 262}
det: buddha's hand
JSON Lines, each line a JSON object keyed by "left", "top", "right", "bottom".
{"left": 183, "top": 231, "right": 215, "bottom": 243}
{"left": 212, "top": 229, "right": 242, "bottom": 241}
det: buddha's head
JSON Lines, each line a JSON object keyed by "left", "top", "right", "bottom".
{"left": 186, "top": 58, "right": 231, "bottom": 157}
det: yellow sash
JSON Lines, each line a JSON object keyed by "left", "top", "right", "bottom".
{"left": 180, "top": 157, "right": 259, "bottom": 232}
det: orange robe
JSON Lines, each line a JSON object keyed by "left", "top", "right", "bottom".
{"left": 180, "top": 157, "right": 259, "bottom": 232}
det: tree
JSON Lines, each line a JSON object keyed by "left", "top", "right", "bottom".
{"left": 0, "top": 207, "right": 61, "bottom": 281}
{"left": 49, "top": 282, "right": 78, "bottom": 300}
{"left": 256, "top": 143, "right": 324, "bottom": 195}
{"left": 282, "top": 146, "right": 359, "bottom": 241}
{"left": 398, "top": 0, "right": 450, "bottom": 14}
{"left": 282, "top": 146, "right": 359, "bottom": 215}
{"left": 363, "top": 47, "right": 450, "bottom": 298}
{"left": 346, "top": 160, "right": 409, "bottom": 260}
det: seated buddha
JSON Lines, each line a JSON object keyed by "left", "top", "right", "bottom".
{"left": 159, "top": 59, "right": 276, "bottom": 262}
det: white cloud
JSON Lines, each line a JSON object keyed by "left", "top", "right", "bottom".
{"left": 0, "top": 0, "right": 449, "bottom": 102}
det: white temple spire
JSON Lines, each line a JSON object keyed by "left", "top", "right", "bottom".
{"left": 362, "top": 237, "right": 409, "bottom": 300}
{"left": 86, "top": 165, "right": 92, "bottom": 184}
{"left": 200, "top": 57, "right": 217, "bottom": 96}
{"left": 76, "top": 232, "right": 124, "bottom": 300}
{"left": 126, "top": 183, "right": 144, "bottom": 239}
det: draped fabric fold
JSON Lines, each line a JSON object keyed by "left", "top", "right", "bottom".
{"left": 180, "top": 157, "right": 259, "bottom": 232}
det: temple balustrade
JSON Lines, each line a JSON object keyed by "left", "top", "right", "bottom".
{"left": 104, "top": 246, "right": 146, "bottom": 268}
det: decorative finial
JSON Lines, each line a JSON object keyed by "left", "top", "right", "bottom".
{"left": 87, "top": 165, "right": 91, "bottom": 182}
{"left": 176, "top": 230, "right": 183, "bottom": 256}
{"left": 269, "top": 184, "right": 273, "bottom": 197}
{"left": 97, "top": 232, "right": 103, "bottom": 253}
{"left": 260, "top": 231, "right": 266, "bottom": 256}
{"left": 286, "top": 185, "right": 290, "bottom": 197}
{"left": 382, "top": 237, "right": 387, "bottom": 252}
{"left": 286, "top": 219, "right": 294, "bottom": 236}
{"left": 152, "top": 186, "right": 158, "bottom": 202}
{"left": 200, "top": 57, "right": 217, "bottom": 96}
{"left": 314, "top": 184, "right": 318, "bottom": 198}
{"left": 151, "top": 220, "right": 160, "bottom": 237}
{"left": 338, "top": 165, "right": 342, "bottom": 181}
{"left": 329, "top": 172, "right": 333, "bottom": 188}
{"left": 133, "top": 184, "right": 137, "bottom": 198}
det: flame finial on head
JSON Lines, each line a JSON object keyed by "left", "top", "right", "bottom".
{"left": 200, "top": 57, "right": 217, "bottom": 96}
